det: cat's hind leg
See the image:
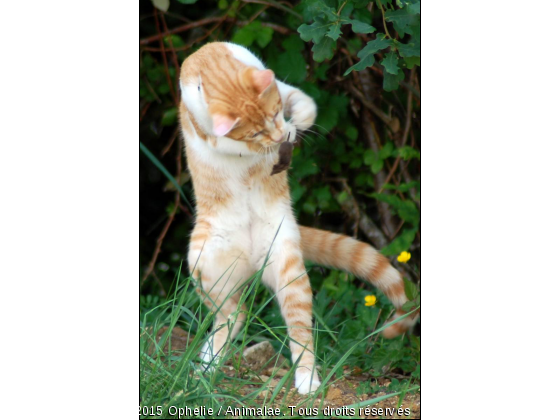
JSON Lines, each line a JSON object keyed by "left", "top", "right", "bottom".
{"left": 259, "top": 238, "right": 321, "bottom": 395}
{"left": 196, "top": 279, "right": 247, "bottom": 367}
{"left": 188, "top": 245, "right": 251, "bottom": 368}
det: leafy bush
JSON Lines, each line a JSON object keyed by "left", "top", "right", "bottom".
{"left": 140, "top": 0, "right": 420, "bottom": 298}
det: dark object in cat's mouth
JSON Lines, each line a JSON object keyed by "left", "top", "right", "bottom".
{"left": 270, "top": 133, "right": 293, "bottom": 176}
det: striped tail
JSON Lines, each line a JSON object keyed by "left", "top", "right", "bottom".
{"left": 298, "top": 226, "right": 418, "bottom": 338}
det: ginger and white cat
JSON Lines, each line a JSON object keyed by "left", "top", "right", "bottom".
{"left": 179, "top": 42, "right": 417, "bottom": 394}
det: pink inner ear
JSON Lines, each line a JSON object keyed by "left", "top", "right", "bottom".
{"left": 212, "top": 115, "right": 237, "bottom": 137}
{"left": 253, "top": 69, "right": 274, "bottom": 94}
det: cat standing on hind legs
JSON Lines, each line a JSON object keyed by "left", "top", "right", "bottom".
{"left": 179, "top": 42, "right": 418, "bottom": 394}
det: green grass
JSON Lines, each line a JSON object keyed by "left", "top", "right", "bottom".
{"left": 140, "top": 263, "right": 420, "bottom": 419}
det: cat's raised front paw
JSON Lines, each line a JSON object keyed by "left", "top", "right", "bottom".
{"left": 288, "top": 91, "right": 317, "bottom": 132}
{"left": 285, "top": 122, "right": 297, "bottom": 144}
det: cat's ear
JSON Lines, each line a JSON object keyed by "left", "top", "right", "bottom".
{"left": 244, "top": 68, "right": 275, "bottom": 95}
{"left": 253, "top": 69, "right": 275, "bottom": 94}
{"left": 212, "top": 114, "right": 239, "bottom": 137}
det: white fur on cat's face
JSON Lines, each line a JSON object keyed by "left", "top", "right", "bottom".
{"left": 249, "top": 108, "right": 292, "bottom": 146}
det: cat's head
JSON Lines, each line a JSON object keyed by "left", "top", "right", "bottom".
{"left": 201, "top": 67, "right": 288, "bottom": 147}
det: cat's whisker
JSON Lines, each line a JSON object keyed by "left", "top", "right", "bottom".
{"left": 296, "top": 132, "right": 314, "bottom": 147}
{"left": 303, "top": 126, "right": 328, "bottom": 142}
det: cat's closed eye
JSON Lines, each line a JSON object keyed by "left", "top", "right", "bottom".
{"left": 252, "top": 131, "right": 263, "bottom": 138}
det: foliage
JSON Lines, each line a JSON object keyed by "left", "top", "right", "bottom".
{"left": 140, "top": 0, "right": 420, "bottom": 410}
{"left": 297, "top": 0, "right": 419, "bottom": 91}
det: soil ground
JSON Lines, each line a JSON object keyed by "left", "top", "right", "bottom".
{"left": 148, "top": 327, "right": 420, "bottom": 419}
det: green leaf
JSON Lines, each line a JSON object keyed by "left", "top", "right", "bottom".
{"left": 232, "top": 25, "right": 255, "bottom": 47}
{"left": 161, "top": 107, "right": 177, "bottom": 126}
{"left": 163, "top": 35, "right": 185, "bottom": 49}
{"left": 401, "top": 300, "right": 418, "bottom": 313}
{"left": 343, "top": 54, "right": 374, "bottom": 76}
{"left": 357, "top": 34, "right": 391, "bottom": 59}
{"left": 315, "top": 63, "right": 329, "bottom": 80}
{"left": 397, "top": 40, "right": 420, "bottom": 58}
{"left": 335, "top": 190, "right": 350, "bottom": 204}
{"left": 303, "top": 198, "right": 317, "bottom": 214}
{"left": 371, "top": 159, "right": 384, "bottom": 174}
{"left": 353, "top": 0, "right": 371, "bottom": 7}
{"left": 255, "top": 26, "right": 273, "bottom": 48}
{"left": 348, "top": 19, "right": 375, "bottom": 34}
{"left": 330, "top": 161, "right": 342, "bottom": 173}
{"left": 345, "top": 126, "right": 358, "bottom": 141}
{"left": 300, "top": 0, "right": 336, "bottom": 21}
{"left": 347, "top": 37, "right": 363, "bottom": 55}
{"left": 311, "top": 36, "right": 336, "bottom": 62}
{"left": 398, "top": 146, "right": 420, "bottom": 160}
{"left": 350, "top": 157, "right": 362, "bottom": 169}
{"left": 291, "top": 154, "right": 320, "bottom": 179}
{"left": 397, "top": 202, "right": 419, "bottom": 225}
{"left": 298, "top": 19, "right": 329, "bottom": 43}
{"left": 404, "top": 278, "right": 419, "bottom": 301}
{"left": 355, "top": 172, "right": 374, "bottom": 187}
{"left": 379, "top": 142, "right": 395, "bottom": 159}
{"left": 282, "top": 34, "right": 305, "bottom": 52}
{"left": 381, "top": 228, "right": 417, "bottom": 256}
{"left": 363, "top": 149, "right": 376, "bottom": 165}
{"left": 313, "top": 186, "right": 333, "bottom": 209}
{"left": 289, "top": 180, "right": 307, "bottom": 203}
{"left": 383, "top": 67, "right": 405, "bottom": 92}
{"left": 176, "top": 0, "right": 198, "bottom": 3}
{"left": 315, "top": 105, "right": 338, "bottom": 133}
{"left": 232, "top": 21, "right": 272, "bottom": 48}
{"left": 218, "top": 0, "right": 228, "bottom": 9}
{"left": 403, "top": 56, "right": 420, "bottom": 69}
{"left": 301, "top": 82, "right": 322, "bottom": 101}
{"left": 151, "top": 0, "right": 169, "bottom": 12}
{"left": 382, "top": 181, "right": 420, "bottom": 193}
{"left": 407, "top": 1, "right": 421, "bottom": 15}
{"left": 340, "top": 2, "right": 354, "bottom": 17}
{"left": 381, "top": 51, "right": 399, "bottom": 75}
{"left": 369, "top": 193, "right": 419, "bottom": 225}
{"left": 271, "top": 49, "right": 307, "bottom": 84}
{"left": 328, "top": 94, "right": 349, "bottom": 117}
{"left": 326, "top": 21, "right": 342, "bottom": 40}
{"left": 385, "top": 8, "right": 419, "bottom": 37}
{"left": 157, "top": 83, "right": 170, "bottom": 95}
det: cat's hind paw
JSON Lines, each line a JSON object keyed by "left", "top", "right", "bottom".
{"left": 199, "top": 341, "right": 220, "bottom": 372}
{"left": 295, "top": 370, "right": 321, "bottom": 395}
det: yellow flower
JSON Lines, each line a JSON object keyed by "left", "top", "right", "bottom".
{"left": 397, "top": 251, "right": 411, "bottom": 263}
{"left": 364, "top": 295, "right": 377, "bottom": 307}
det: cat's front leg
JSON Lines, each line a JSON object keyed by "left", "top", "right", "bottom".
{"left": 276, "top": 81, "right": 317, "bottom": 132}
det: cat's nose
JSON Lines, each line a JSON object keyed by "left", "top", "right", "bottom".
{"left": 271, "top": 133, "right": 283, "bottom": 143}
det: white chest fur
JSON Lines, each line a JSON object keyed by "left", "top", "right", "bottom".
{"left": 187, "top": 133, "right": 297, "bottom": 268}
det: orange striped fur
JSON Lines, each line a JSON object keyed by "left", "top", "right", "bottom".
{"left": 179, "top": 42, "right": 416, "bottom": 394}
{"left": 299, "top": 227, "right": 418, "bottom": 338}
